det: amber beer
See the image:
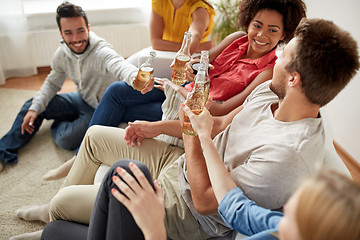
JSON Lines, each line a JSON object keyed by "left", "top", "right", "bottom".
{"left": 182, "top": 80, "right": 209, "bottom": 135}
{"left": 182, "top": 50, "right": 210, "bottom": 136}
{"left": 133, "top": 66, "right": 154, "bottom": 91}
{"left": 133, "top": 50, "right": 156, "bottom": 91}
{"left": 171, "top": 55, "right": 191, "bottom": 85}
{"left": 182, "top": 108, "right": 204, "bottom": 135}
{"left": 171, "top": 31, "right": 192, "bottom": 85}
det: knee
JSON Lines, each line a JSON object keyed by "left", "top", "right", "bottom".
{"left": 52, "top": 130, "right": 83, "bottom": 150}
{"left": 105, "top": 81, "right": 130, "bottom": 97}
{"left": 53, "top": 135, "right": 79, "bottom": 150}
{"left": 49, "top": 186, "right": 95, "bottom": 224}
{"left": 86, "top": 125, "right": 104, "bottom": 141}
{"left": 49, "top": 187, "right": 74, "bottom": 222}
{"left": 110, "top": 159, "right": 153, "bottom": 187}
{"left": 52, "top": 123, "right": 90, "bottom": 150}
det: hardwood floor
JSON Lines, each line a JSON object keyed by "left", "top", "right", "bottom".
{"left": 0, "top": 67, "right": 76, "bottom": 93}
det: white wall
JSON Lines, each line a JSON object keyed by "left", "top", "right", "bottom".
{"left": 303, "top": 0, "right": 360, "bottom": 161}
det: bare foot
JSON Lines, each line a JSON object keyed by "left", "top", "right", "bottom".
{"left": 15, "top": 204, "right": 50, "bottom": 223}
{"left": 43, "top": 156, "right": 75, "bottom": 181}
{"left": 9, "top": 230, "right": 42, "bottom": 240}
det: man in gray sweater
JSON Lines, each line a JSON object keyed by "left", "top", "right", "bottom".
{"left": 0, "top": 2, "right": 138, "bottom": 171}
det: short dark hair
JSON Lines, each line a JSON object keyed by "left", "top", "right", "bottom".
{"left": 238, "top": 0, "right": 307, "bottom": 45}
{"left": 56, "top": 2, "right": 89, "bottom": 30}
{"left": 286, "top": 18, "right": 360, "bottom": 106}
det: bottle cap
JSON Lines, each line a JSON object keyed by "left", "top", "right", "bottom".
{"left": 149, "top": 50, "right": 156, "bottom": 57}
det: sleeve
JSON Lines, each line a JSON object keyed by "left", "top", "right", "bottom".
{"left": 242, "top": 80, "right": 270, "bottom": 108}
{"left": 152, "top": 0, "right": 163, "bottom": 17}
{"left": 98, "top": 44, "right": 138, "bottom": 88}
{"left": 218, "top": 187, "right": 282, "bottom": 237}
{"left": 29, "top": 48, "right": 67, "bottom": 113}
{"left": 230, "top": 145, "right": 309, "bottom": 209}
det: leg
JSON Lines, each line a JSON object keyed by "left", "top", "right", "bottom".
{"left": 159, "top": 161, "right": 210, "bottom": 239}
{"left": 43, "top": 155, "right": 76, "bottom": 181}
{"left": 63, "top": 125, "right": 184, "bottom": 187}
{"left": 49, "top": 92, "right": 94, "bottom": 150}
{"left": 41, "top": 220, "right": 88, "bottom": 240}
{"left": 50, "top": 125, "right": 184, "bottom": 224}
{"left": 0, "top": 92, "right": 92, "bottom": 164}
{"left": 0, "top": 98, "right": 44, "bottom": 164}
{"left": 88, "top": 81, "right": 165, "bottom": 128}
{"left": 88, "top": 159, "right": 152, "bottom": 240}
{"left": 49, "top": 185, "right": 100, "bottom": 224}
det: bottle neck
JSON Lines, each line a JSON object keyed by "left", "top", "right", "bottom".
{"left": 179, "top": 32, "right": 191, "bottom": 56}
{"left": 199, "top": 50, "right": 209, "bottom": 70}
{"left": 144, "top": 51, "right": 156, "bottom": 67}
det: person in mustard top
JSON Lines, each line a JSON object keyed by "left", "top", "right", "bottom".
{"left": 150, "top": 0, "right": 215, "bottom": 53}
{"left": 126, "top": 0, "right": 216, "bottom": 77}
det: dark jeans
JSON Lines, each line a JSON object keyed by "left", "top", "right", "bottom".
{"left": 41, "top": 159, "right": 154, "bottom": 240}
{"left": 88, "top": 81, "right": 165, "bottom": 127}
{"left": 0, "top": 92, "right": 94, "bottom": 165}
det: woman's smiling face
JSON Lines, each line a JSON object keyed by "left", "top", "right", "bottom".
{"left": 246, "top": 9, "right": 285, "bottom": 59}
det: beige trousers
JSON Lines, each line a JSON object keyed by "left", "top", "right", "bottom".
{"left": 49, "top": 125, "right": 209, "bottom": 239}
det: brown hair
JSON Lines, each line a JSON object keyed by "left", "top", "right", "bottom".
{"left": 286, "top": 18, "right": 360, "bottom": 106}
{"left": 56, "top": 1, "right": 89, "bottom": 30}
{"left": 238, "top": 0, "right": 307, "bottom": 44}
{"left": 296, "top": 170, "right": 360, "bottom": 240}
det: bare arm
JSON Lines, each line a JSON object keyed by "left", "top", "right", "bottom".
{"left": 153, "top": 78, "right": 189, "bottom": 99}
{"left": 182, "top": 105, "right": 237, "bottom": 204}
{"left": 124, "top": 96, "right": 243, "bottom": 148}
{"left": 188, "top": 7, "right": 211, "bottom": 53}
{"left": 209, "top": 31, "right": 246, "bottom": 63}
{"left": 209, "top": 68, "right": 273, "bottom": 116}
{"left": 179, "top": 103, "right": 243, "bottom": 214}
{"left": 182, "top": 133, "right": 218, "bottom": 215}
{"left": 150, "top": 7, "right": 211, "bottom": 54}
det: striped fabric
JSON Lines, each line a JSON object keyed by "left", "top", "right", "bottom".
{"left": 155, "top": 83, "right": 185, "bottom": 148}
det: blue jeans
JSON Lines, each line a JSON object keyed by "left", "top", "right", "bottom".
{"left": 0, "top": 92, "right": 94, "bottom": 165}
{"left": 88, "top": 81, "right": 165, "bottom": 128}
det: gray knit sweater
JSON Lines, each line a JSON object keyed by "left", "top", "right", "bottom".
{"left": 29, "top": 31, "right": 138, "bottom": 113}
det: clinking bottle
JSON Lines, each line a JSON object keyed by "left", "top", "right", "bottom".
{"left": 182, "top": 50, "right": 210, "bottom": 136}
{"left": 133, "top": 50, "right": 156, "bottom": 91}
{"left": 171, "top": 31, "right": 192, "bottom": 85}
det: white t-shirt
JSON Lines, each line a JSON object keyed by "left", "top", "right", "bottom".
{"left": 178, "top": 80, "right": 350, "bottom": 236}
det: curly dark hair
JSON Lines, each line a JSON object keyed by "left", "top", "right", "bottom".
{"left": 286, "top": 18, "right": 359, "bottom": 106}
{"left": 56, "top": 1, "right": 89, "bottom": 30}
{"left": 238, "top": 0, "right": 306, "bottom": 45}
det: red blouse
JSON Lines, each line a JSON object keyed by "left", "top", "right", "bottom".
{"left": 185, "top": 35, "right": 277, "bottom": 101}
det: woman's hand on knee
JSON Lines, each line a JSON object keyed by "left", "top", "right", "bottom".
{"left": 111, "top": 163, "right": 166, "bottom": 239}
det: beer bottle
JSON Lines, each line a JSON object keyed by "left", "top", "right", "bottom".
{"left": 182, "top": 50, "right": 210, "bottom": 136}
{"left": 171, "top": 31, "right": 192, "bottom": 85}
{"left": 133, "top": 51, "right": 156, "bottom": 91}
